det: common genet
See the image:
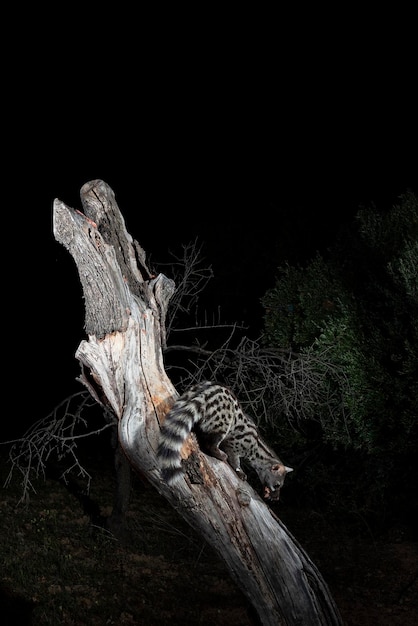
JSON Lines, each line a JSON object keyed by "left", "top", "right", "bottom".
{"left": 157, "top": 381, "right": 293, "bottom": 500}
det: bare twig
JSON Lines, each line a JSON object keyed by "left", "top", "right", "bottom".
{"left": 2, "top": 391, "right": 115, "bottom": 504}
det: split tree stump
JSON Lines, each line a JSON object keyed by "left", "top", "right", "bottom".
{"left": 53, "top": 179, "right": 342, "bottom": 626}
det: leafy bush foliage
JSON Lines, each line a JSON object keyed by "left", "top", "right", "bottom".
{"left": 261, "top": 192, "right": 418, "bottom": 520}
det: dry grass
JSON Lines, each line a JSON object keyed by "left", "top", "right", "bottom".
{"left": 0, "top": 449, "right": 252, "bottom": 626}
{"left": 1, "top": 446, "right": 417, "bottom": 626}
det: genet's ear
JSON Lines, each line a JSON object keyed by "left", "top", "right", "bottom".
{"left": 271, "top": 463, "right": 293, "bottom": 474}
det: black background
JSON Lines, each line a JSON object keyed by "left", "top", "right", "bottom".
{"left": 5, "top": 14, "right": 418, "bottom": 438}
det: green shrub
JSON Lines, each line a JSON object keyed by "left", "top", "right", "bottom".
{"left": 261, "top": 191, "right": 418, "bottom": 520}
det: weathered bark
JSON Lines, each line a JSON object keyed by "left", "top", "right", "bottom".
{"left": 53, "top": 179, "right": 342, "bottom": 626}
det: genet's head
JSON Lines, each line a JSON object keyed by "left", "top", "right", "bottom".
{"left": 263, "top": 464, "right": 293, "bottom": 501}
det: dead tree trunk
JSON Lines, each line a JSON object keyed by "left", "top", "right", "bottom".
{"left": 53, "top": 179, "right": 342, "bottom": 626}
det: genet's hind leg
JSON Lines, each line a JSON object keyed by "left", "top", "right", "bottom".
{"left": 220, "top": 442, "right": 247, "bottom": 480}
{"left": 199, "top": 432, "right": 228, "bottom": 462}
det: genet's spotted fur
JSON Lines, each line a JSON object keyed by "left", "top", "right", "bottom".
{"left": 157, "top": 381, "right": 293, "bottom": 500}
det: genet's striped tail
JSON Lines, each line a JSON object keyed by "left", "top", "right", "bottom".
{"left": 157, "top": 401, "right": 199, "bottom": 485}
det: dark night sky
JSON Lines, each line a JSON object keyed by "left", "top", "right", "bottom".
{"left": 6, "top": 22, "right": 418, "bottom": 437}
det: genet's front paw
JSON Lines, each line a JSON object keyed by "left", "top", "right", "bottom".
{"left": 264, "top": 486, "right": 280, "bottom": 501}
{"left": 235, "top": 468, "right": 247, "bottom": 481}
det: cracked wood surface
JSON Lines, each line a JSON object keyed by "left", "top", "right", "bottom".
{"left": 53, "top": 179, "right": 342, "bottom": 626}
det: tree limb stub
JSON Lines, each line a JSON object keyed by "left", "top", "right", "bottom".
{"left": 53, "top": 179, "right": 343, "bottom": 626}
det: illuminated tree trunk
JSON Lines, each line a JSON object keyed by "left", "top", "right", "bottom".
{"left": 53, "top": 179, "right": 342, "bottom": 626}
